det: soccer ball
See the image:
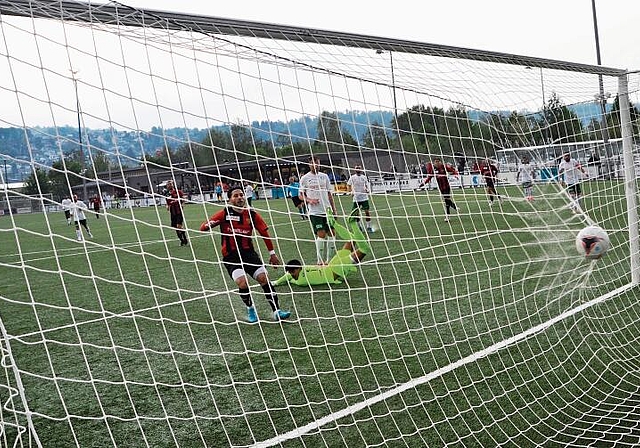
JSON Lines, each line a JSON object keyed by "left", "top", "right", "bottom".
{"left": 576, "top": 225, "right": 609, "bottom": 260}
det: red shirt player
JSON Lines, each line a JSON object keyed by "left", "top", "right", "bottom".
{"left": 423, "top": 157, "right": 459, "bottom": 221}
{"left": 166, "top": 180, "right": 188, "bottom": 246}
{"left": 200, "top": 187, "right": 291, "bottom": 323}
{"left": 480, "top": 159, "right": 500, "bottom": 205}
{"left": 92, "top": 195, "right": 101, "bottom": 219}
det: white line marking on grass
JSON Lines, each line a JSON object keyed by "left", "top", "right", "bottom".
{"left": 255, "top": 282, "right": 635, "bottom": 448}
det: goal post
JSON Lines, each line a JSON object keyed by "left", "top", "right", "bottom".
{"left": 0, "top": 1, "right": 639, "bottom": 447}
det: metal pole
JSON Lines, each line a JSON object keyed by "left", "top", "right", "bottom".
{"left": 3, "top": 159, "right": 7, "bottom": 185}
{"left": 390, "top": 51, "right": 397, "bottom": 127}
{"left": 618, "top": 74, "right": 639, "bottom": 284}
{"left": 539, "top": 68, "right": 545, "bottom": 106}
{"left": 591, "top": 0, "right": 611, "bottom": 177}
{"left": 72, "top": 71, "right": 88, "bottom": 201}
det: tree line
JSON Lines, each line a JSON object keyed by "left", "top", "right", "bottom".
{"left": 23, "top": 94, "right": 639, "bottom": 199}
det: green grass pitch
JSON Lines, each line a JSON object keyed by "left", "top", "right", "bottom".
{"left": 0, "top": 182, "right": 637, "bottom": 447}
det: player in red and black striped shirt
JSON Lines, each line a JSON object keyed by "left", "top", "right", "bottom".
{"left": 480, "top": 159, "right": 501, "bottom": 205}
{"left": 166, "top": 180, "right": 188, "bottom": 246}
{"left": 200, "top": 187, "right": 291, "bottom": 323}
{"left": 423, "top": 158, "right": 459, "bottom": 221}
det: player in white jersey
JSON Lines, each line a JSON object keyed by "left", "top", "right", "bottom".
{"left": 558, "top": 153, "right": 585, "bottom": 213}
{"left": 346, "top": 165, "right": 373, "bottom": 232}
{"left": 516, "top": 156, "right": 536, "bottom": 201}
{"left": 299, "top": 157, "right": 337, "bottom": 264}
{"left": 244, "top": 182, "right": 254, "bottom": 207}
{"left": 71, "top": 195, "right": 93, "bottom": 241}
{"left": 61, "top": 196, "right": 73, "bottom": 225}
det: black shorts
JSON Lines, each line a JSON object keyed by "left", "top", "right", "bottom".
{"left": 291, "top": 196, "right": 303, "bottom": 207}
{"left": 223, "top": 250, "right": 264, "bottom": 278}
{"left": 64, "top": 210, "right": 71, "bottom": 219}
{"left": 567, "top": 183, "right": 582, "bottom": 196}
{"left": 170, "top": 213, "right": 184, "bottom": 227}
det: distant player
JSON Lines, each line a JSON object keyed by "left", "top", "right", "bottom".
{"left": 200, "top": 187, "right": 291, "bottom": 323}
{"left": 61, "top": 196, "right": 73, "bottom": 225}
{"left": 92, "top": 195, "right": 101, "bottom": 218}
{"left": 214, "top": 182, "right": 223, "bottom": 202}
{"left": 480, "top": 159, "right": 500, "bottom": 205}
{"left": 558, "top": 153, "right": 585, "bottom": 213}
{"left": 423, "top": 157, "right": 459, "bottom": 221}
{"left": 71, "top": 195, "right": 93, "bottom": 241}
{"left": 346, "top": 165, "right": 373, "bottom": 232}
{"left": 516, "top": 156, "right": 536, "bottom": 201}
{"left": 273, "top": 210, "right": 370, "bottom": 287}
{"left": 244, "top": 181, "right": 254, "bottom": 207}
{"left": 166, "top": 180, "right": 189, "bottom": 246}
{"left": 299, "top": 157, "right": 337, "bottom": 264}
{"left": 287, "top": 175, "right": 307, "bottom": 219}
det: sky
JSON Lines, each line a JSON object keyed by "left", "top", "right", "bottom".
{"left": 122, "top": 0, "right": 640, "bottom": 70}
{"left": 1, "top": 0, "right": 639, "bottom": 131}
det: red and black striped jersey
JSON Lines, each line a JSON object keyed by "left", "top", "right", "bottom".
{"left": 425, "top": 162, "right": 457, "bottom": 192}
{"left": 166, "top": 188, "right": 185, "bottom": 215}
{"left": 200, "top": 207, "right": 274, "bottom": 257}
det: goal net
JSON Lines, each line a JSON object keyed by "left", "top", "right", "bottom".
{"left": 0, "top": 1, "right": 639, "bottom": 446}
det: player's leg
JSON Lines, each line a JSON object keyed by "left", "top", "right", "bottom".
{"left": 74, "top": 221, "right": 82, "bottom": 241}
{"left": 227, "top": 256, "right": 258, "bottom": 323}
{"left": 310, "top": 216, "right": 328, "bottom": 264}
{"left": 174, "top": 214, "right": 188, "bottom": 245}
{"left": 81, "top": 219, "right": 93, "bottom": 238}
{"left": 253, "top": 258, "right": 291, "bottom": 321}
{"left": 327, "top": 209, "right": 371, "bottom": 258}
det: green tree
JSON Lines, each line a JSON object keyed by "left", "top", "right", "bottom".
{"left": 605, "top": 94, "right": 640, "bottom": 139}
{"left": 317, "top": 111, "right": 343, "bottom": 152}
{"left": 540, "top": 93, "right": 585, "bottom": 144}
{"left": 91, "top": 152, "right": 111, "bottom": 175}
{"left": 362, "top": 122, "right": 390, "bottom": 150}
{"left": 22, "top": 167, "right": 51, "bottom": 196}
{"left": 48, "top": 158, "right": 83, "bottom": 200}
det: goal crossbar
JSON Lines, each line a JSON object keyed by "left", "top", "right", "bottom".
{"left": 0, "top": 0, "right": 626, "bottom": 76}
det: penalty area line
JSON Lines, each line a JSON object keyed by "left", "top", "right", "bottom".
{"left": 255, "top": 282, "right": 635, "bottom": 447}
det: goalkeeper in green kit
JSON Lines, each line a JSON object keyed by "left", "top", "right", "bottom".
{"left": 273, "top": 209, "right": 370, "bottom": 287}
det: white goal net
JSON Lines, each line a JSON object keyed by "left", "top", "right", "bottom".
{"left": 0, "top": 1, "right": 639, "bottom": 447}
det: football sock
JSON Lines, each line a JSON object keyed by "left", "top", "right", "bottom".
{"left": 349, "top": 220, "right": 370, "bottom": 255}
{"left": 315, "top": 238, "right": 325, "bottom": 263}
{"left": 330, "top": 218, "right": 353, "bottom": 241}
{"left": 239, "top": 287, "right": 252, "bottom": 307}
{"left": 326, "top": 236, "right": 337, "bottom": 259}
{"left": 261, "top": 282, "right": 279, "bottom": 312}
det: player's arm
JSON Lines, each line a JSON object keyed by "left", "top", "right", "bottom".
{"left": 424, "top": 163, "right": 434, "bottom": 184}
{"left": 253, "top": 213, "right": 281, "bottom": 267}
{"left": 200, "top": 209, "right": 225, "bottom": 231}
{"left": 298, "top": 181, "right": 314, "bottom": 205}
{"left": 272, "top": 272, "right": 294, "bottom": 286}
{"left": 326, "top": 179, "right": 337, "bottom": 214}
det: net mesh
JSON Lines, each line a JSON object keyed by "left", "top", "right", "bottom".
{"left": 0, "top": 1, "right": 639, "bottom": 447}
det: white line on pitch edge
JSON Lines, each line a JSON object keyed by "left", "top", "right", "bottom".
{"left": 255, "top": 283, "right": 634, "bottom": 447}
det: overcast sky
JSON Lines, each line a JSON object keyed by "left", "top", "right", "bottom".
{"left": 122, "top": 0, "right": 639, "bottom": 70}
{"left": 2, "top": 0, "right": 638, "bottom": 131}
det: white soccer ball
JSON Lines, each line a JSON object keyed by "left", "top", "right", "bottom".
{"left": 576, "top": 225, "right": 610, "bottom": 260}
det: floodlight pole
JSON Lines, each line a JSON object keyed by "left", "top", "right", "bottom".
{"left": 376, "top": 49, "right": 398, "bottom": 130}
{"left": 71, "top": 70, "right": 88, "bottom": 201}
{"left": 591, "top": 0, "right": 611, "bottom": 178}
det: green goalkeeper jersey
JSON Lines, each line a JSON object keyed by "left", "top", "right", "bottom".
{"left": 273, "top": 249, "right": 357, "bottom": 286}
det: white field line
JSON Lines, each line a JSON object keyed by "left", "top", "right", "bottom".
{"left": 255, "top": 282, "right": 635, "bottom": 447}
